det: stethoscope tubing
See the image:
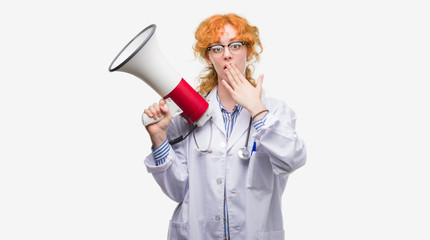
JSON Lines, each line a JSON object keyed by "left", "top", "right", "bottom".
{"left": 243, "top": 117, "right": 253, "bottom": 151}
{"left": 193, "top": 116, "right": 253, "bottom": 159}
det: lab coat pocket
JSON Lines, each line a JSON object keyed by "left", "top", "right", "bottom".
{"left": 256, "top": 230, "right": 285, "bottom": 240}
{"left": 247, "top": 152, "right": 274, "bottom": 191}
{"left": 167, "top": 221, "right": 189, "bottom": 240}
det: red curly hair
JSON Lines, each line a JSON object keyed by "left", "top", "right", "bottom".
{"left": 193, "top": 13, "right": 263, "bottom": 95}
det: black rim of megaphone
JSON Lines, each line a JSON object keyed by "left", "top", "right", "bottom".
{"left": 108, "top": 24, "right": 157, "bottom": 72}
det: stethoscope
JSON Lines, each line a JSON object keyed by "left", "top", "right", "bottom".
{"left": 193, "top": 116, "right": 253, "bottom": 160}
{"left": 237, "top": 117, "right": 253, "bottom": 160}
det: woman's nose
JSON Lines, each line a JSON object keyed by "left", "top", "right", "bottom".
{"left": 223, "top": 47, "right": 233, "bottom": 59}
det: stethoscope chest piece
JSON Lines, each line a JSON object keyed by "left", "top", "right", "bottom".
{"left": 238, "top": 147, "right": 250, "bottom": 160}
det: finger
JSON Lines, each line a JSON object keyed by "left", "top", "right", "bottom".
{"left": 143, "top": 109, "right": 153, "bottom": 118}
{"left": 147, "top": 106, "right": 155, "bottom": 119}
{"left": 226, "top": 63, "right": 242, "bottom": 84}
{"left": 224, "top": 67, "right": 238, "bottom": 88}
{"left": 226, "top": 63, "right": 242, "bottom": 85}
{"left": 153, "top": 102, "right": 162, "bottom": 118}
{"left": 256, "top": 74, "right": 264, "bottom": 90}
{"left": 159, "top": 98, "right": 166, "bottom": 107}
{"left": 148, "top": 104, "right": 160, "bottom": 119}
{"left": 160, "top": 102, "right": 170, "bottom": 115}
{"left": 148, "top": 105, "right": 157, "bottom": 118}
{"left": 229, "top": 63, "right": 246, "bottom": 83}
{"left": 160, "top": 104, "right": 172, "bottom": 121}
{"left": 221, "top": 79, "right": 236, "bottom": 96}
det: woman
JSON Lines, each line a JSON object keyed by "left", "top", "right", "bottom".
{"left": 143, "top": 13, "right": 306, "bottom": 240}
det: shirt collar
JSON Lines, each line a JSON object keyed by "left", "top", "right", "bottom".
{"left": 215, "top": 86, "right": 243, "bottom": 114}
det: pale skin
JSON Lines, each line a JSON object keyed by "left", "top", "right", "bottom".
{"left": 144, "top": 24, "right": 267, "bottom": 149}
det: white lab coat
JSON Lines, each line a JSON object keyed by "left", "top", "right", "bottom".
{"left": 144, "top": 88, "right": 306, "bottom": 240}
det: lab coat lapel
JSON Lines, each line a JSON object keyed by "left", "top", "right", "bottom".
{"left": 227, "top": 107, "right": 251, "bottom": 151}
{"left": 207, "top": 88, "right": 226, "bottom": 136}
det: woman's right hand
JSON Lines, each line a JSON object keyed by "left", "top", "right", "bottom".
{"left": 143, "top": 99, "right": 172, "bottom": 148}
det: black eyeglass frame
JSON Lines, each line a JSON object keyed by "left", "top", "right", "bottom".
{"left": 206, "top": 41, "right": 247, "bottom": 52}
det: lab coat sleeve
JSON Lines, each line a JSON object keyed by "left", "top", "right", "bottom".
{"left": 144, "top": 119, "right": 189, "bottom": 203}
{"left": 253, "top": 99, "right": 307, "bottom": 177}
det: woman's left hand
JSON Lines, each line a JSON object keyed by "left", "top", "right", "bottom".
{"left": 222, "top": 63, "right": 266, "bottom": 116}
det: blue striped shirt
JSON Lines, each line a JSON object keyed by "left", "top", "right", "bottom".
{"left": 152, "top": 140, "right": 170, "bottom": 166}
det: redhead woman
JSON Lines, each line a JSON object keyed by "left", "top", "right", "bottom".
{"left": 143, "top": 13, "right": 306, "bottom": 240}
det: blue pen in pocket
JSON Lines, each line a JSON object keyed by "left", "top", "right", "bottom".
{"left": 251, "top": 141, "right": 256, "bottom": 156}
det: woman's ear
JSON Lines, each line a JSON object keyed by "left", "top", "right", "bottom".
{"left": 246, "top": 51, "right": 252, "bottom": 62}
{"left": 205, "top": 56, "right": 212, "bottom": 66}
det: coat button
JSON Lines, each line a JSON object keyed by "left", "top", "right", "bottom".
{"left": 217, "top": 178, "right": 223, "bottom": 185}
{"left": 215, "top": 216, "right": 221, "bottom": 221}
{"left": 231, "top": 189, "right": 237, "bottom": 196}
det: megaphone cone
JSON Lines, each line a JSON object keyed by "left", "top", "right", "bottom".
{"left": 109, "top": 24, "right": 213, "bottom": 127}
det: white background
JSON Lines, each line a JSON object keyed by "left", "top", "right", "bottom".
{"left": 1, "top": 0, "right": 429, "bottom": 239}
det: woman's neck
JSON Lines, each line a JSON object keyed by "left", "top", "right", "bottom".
{"left": 217, "top": 82, "right": 237, "bottom": 112}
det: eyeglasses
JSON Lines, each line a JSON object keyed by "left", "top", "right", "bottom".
{"left": 206, "top": 41, "right": 247, "bottom": 56}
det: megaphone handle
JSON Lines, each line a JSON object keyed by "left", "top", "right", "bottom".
{"left": 142, "top": 98, "right": 183, "bottom": 126}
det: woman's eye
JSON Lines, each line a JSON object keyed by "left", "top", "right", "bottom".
{"left": 231, "top": 44, "right": 241, "bottom": 49}
{"left": 212, "top": 47, "right": 223, "bottom": 53}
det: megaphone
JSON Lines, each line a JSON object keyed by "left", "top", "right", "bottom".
{"left": 108, "top": 24, "right": 213, "bottom": 127}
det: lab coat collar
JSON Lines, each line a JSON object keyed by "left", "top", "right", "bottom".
{"left": 227, "top": 106, "right": 251, "bottom": 151}
{"left": 206, "top": 86, "right": 226, "bottom": 136}
{"left": 206, "top": 86, "right": 251, "bottom": 151}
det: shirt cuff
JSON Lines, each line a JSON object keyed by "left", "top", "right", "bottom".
{"left": 152, "top": 140, "right": 170, "bottom": 166}
{"left": 252, "top": 112, "right": 269, "bottom": 131}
